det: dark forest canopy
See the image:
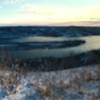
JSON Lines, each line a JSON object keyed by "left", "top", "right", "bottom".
{"left": 0, "top": 26, "right": 100, "bottom": 37}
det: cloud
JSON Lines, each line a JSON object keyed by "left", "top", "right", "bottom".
{"left": 19, "top": 4, "right": 100, "bottom": 22}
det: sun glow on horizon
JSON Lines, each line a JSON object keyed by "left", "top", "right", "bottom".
{"left": 0, "top": 0, "right": 100, "bottom": 25}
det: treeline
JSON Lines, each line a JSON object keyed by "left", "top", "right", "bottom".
{"left": 0, "top": 26, "right": 100, "bottom": 38}
{"left": 1, "top": 49, "right": 100, "bottom": 71}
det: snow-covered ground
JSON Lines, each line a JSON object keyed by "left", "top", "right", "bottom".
{"left": 0, "top": 65, "right": 100, "bottom": 100}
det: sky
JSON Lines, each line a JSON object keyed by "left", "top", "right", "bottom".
{"left": 0, "top": 0, "right": 100, "bottom": 25}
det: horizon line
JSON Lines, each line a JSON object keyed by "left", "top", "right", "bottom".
{"left": 0, "top": 20, "right": 100, "bottom": 27}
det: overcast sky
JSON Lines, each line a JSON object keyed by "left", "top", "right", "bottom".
{"left": 0, "top": 0, "right": 100, "bottom": 25}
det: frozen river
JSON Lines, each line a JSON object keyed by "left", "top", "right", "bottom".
{"left": 0, "top": 36, "right": 100, "bottom": 59}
